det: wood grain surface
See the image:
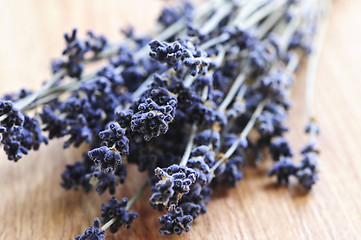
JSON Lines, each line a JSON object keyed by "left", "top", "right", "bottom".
{"left": 1, "top": 0, "right": 361, "bottom": 239}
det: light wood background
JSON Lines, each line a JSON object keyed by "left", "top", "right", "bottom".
{"left": 1, "top": 0, "right": 361, "bottom": 239}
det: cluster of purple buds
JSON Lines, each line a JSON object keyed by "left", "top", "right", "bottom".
{"left": 296, "top": 121, "right": 320, "bottom": 189}
{"left": 61, "top": 160, "right": 92, "bottom": 192}
{"left": 86, "top": 167, "right": 117, "bottom": 195}
{"left": 149, "top": 40, "right": 212, "bottom": 76}
{"left": 268, "top": 158, "right": 298, "bottom": 185}
{"left": 158, "top": 205, "right": 194, "bottom": 235}
{"left": 100, "top": 197, "right": 138, "bottom": 233}
{"left": 157, "top": 2, "right": 193, "bottom": 27}
{"left": 74, "top": 218, "right": 105, "bottom": 240}
{"left": 88, "top": 146, "right": 122, "bottom": 173}
{"left": 268, "top": 120, "right": 320, "bottom": 189}
{"left": 52, "top": 29, "right": 108, "bottom": 78}
{"left": 150, "top": 165, "right": 197, "bottom": 210}
{"left": 99, "top": 122, "right": 129, "bottom": 154}
{"left": 0, "top": 101, "right": 48, "bottom": 161}
{"left": 0, "top": 101, "right": 24, "bottom": 131}
{"left": 131, "top": 88, "right": 177, "bottom": 141}
{"left": 186, "top": 147, "right": 214, "bottom": 185}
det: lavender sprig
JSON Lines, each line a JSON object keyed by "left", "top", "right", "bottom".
{"left": 75, "top": 180, "right": 149, "bottom": 239}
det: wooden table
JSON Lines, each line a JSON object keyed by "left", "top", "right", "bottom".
{"left": 1, "top": 0, "right": 360, "bottom": 239}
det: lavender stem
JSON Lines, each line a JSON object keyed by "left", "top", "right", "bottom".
{"left": 179, "top": 124, "right": 197, "bottom": 166}
{"left": 211, "top": 101, "right": 266, "bottom": 171}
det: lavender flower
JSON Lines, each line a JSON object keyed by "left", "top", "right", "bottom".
{"left": 0, "top": 100, "right": 24, "bottom": 131}
{"left": 131, "top": 88, "right": 177, "bottom": 141}
{"left": 75, "top": 218, "right": 105, "bottom": 240}
{"left": 149, "top": 39, "right": 211, "bottom": 76}
{"left": 150, "top": 165, "right": 197, "bottom": 210}
{"left": 268, "top": 158, "right": 298, "bottom": 185}
{"left": 158, "top": 206, "right": 193, "bottom": 235}
{"left": 100, "top": 197, "right": 138, "bottom": 233}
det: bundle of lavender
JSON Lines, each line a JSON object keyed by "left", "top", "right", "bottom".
{"left": 0, "top": 0, "right": 329, "bottom": 238}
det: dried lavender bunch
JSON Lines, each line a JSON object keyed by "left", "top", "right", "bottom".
{"left": 0, "top": 0, "right": 330, "bottom": 238}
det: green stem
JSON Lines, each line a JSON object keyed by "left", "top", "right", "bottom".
{"left": 231, "top": 0, "right": 268, "bottom": 26}
{"left": 0, "top": 69, "right": 66, "bottom": 122}
{"left": 304, "top": 8, "right": 329, "bottom": 120}
{"left": 240, "top": 0, "right": 288, "bottom": 29}
{"left": 304, "top": 0, "right": 330, "bottom": 145}
{"left": 179, "top": 124, "right": 197, "bottom": 166}
{"left": 218, "top": 71, "right": 246, "bottom": 111}
{"left": 257, "top": 5, "right": 287, "bottom": 38}
{"left": 199, "top": 33, "right": 229, "bottom": 50}
{"left": 211, "top": 101, "right": 266, "bottom": 171}
{"left": 126, "top": 180, "right": 149, "bottom": 211}
{"left": 279, "top": 10, "right": 302, "bottom": 51}
{"left": 200, "top": 1, "right": 288, "bottom": 52}
{"left": 200, "top": 1, "right": 234, "bottom": 35}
